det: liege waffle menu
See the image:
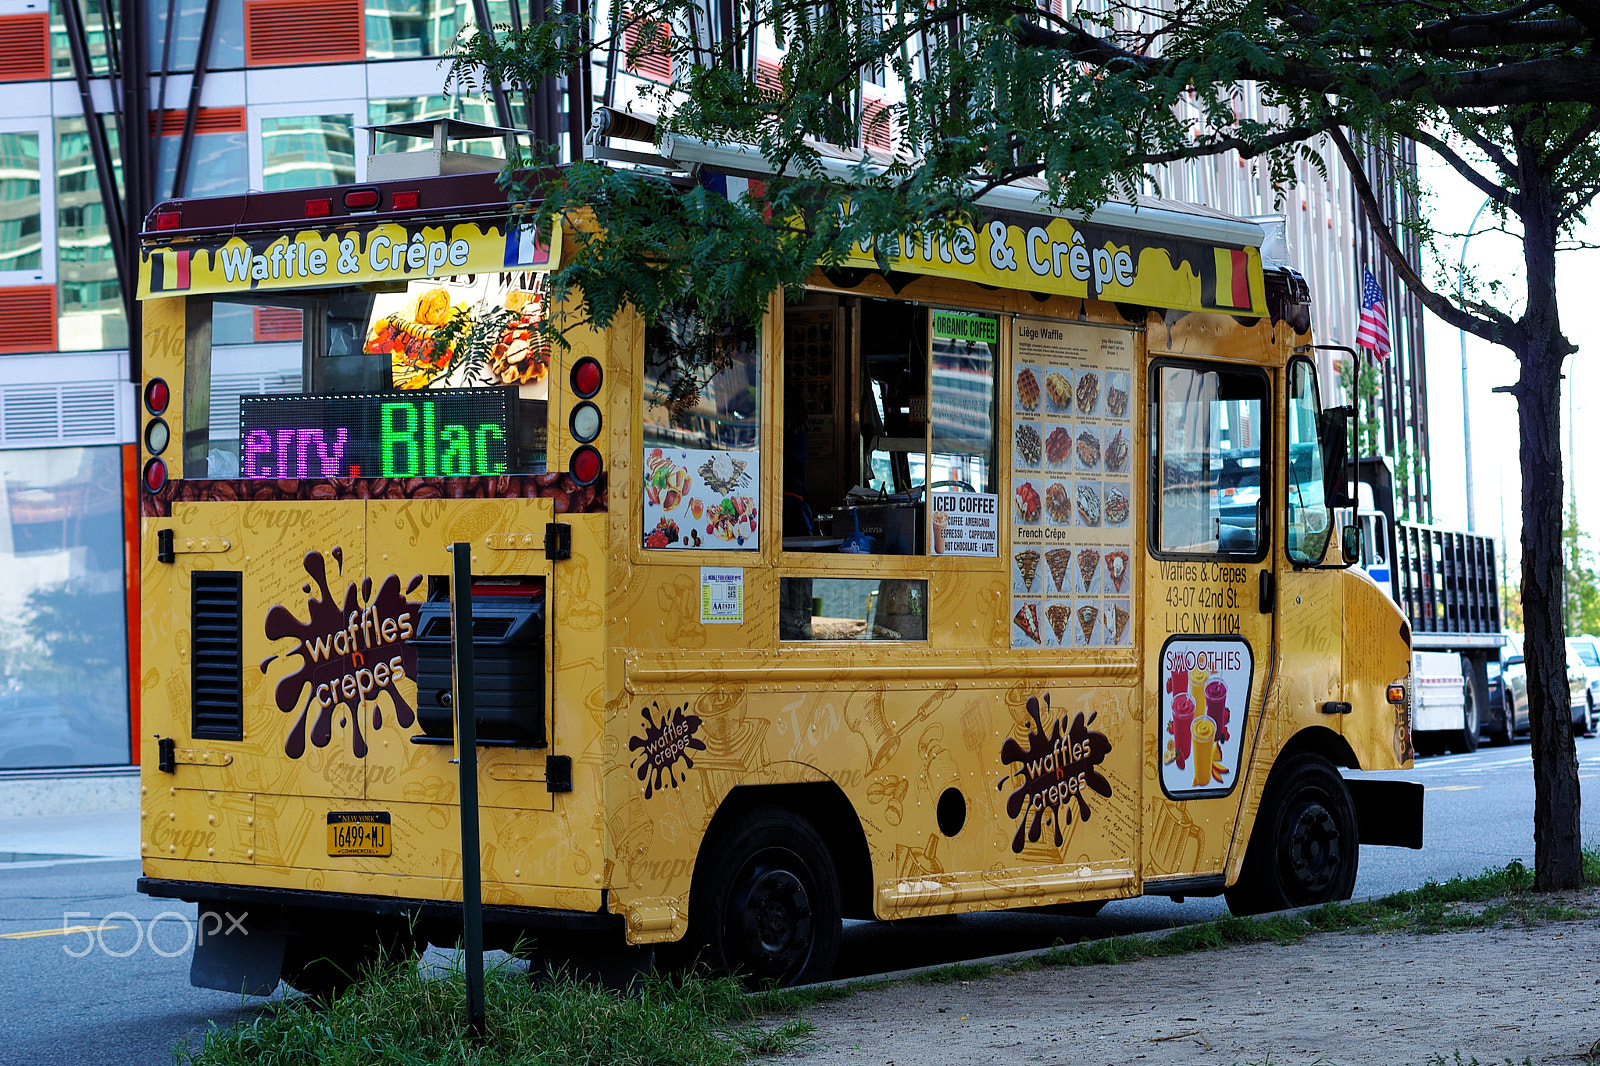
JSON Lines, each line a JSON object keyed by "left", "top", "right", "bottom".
{"left": 1009, "top": 319, "right": 1135, "bottom": 649}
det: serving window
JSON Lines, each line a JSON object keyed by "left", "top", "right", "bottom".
{"left": 1150, "top": 362, "right": 1268, "bottom": 559}
{"left": 181, "top": 276, "right": 550, "bottom": 479}
{"left": 780, "top": 294, "right": 999, "bottom": 556}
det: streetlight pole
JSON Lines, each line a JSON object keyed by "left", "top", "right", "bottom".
{"left": 1458, "top": 197, "right": 1492, "bottom": 532}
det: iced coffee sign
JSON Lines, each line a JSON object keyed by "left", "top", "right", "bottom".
{"left": 929, "top": 490, "right": 998, "bottom": 556}
{"left": 1159, "top": 637, "right": 1252, "bottom": 798}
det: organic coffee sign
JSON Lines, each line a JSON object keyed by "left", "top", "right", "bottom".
{"left": 264, "top": 548, "right": 423, "bottom": 759}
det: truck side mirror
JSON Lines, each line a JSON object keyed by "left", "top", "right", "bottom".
{"left": 1321, "top": 405, "right": 1356, "bottom": 508}
{"left": 1341, "top": 524, "right": 1361, "bottom": 564}
{"left": 1505, "top": 654, "right": 1524, "bottom": 667}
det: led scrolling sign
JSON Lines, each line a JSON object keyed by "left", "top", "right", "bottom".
{"left": 238, "top": 389, "right": 516, "bottom": 479}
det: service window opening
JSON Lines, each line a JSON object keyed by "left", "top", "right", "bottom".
{"left": 780, "top": 295, "right": 998, "bottom": 556}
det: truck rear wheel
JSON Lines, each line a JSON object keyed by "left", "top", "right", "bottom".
{"left": 690, "top": 807, "right": 841, "bottom": 987}
{"left": 1225, "top": 753, "right": 1359, "bottom": 915}
{"left": 1453, "top": 671, "right": 1480, "bottom": 753}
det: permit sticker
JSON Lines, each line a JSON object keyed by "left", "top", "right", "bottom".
{"left": 700, "top": 567, "right": 744, "bottom": 624}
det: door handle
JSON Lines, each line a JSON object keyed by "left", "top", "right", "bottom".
{"left": 1259, "top": 571, "right": 1275, "bottom": 613}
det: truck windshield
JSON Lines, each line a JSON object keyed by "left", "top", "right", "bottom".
{"left": 183, "top": 278, "right": 550, "bottom": 479}
{"left": 1285, "top": 358, "right": 1332, "bottom": 564}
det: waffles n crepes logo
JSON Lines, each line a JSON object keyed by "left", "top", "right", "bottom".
{"left": 628, "top": 700, "right": 706, "bottom": 799}
{"left": 263, "top": 548, "right": 423, "bottom": 759}
{"left": 997, "top": 692, "right": 1113, "bottom": 852}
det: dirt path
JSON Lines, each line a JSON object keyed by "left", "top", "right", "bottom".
{"left": 778, "top": 898, "right": 1600, "bottom": 1066}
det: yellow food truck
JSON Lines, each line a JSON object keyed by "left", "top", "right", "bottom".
{"left": 135, "top": 142, "right": 1420, "bottom": 992}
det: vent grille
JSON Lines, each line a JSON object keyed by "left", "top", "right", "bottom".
{"left": 0, "top": 381, "right": 121, "bottom": 448}
{"left": 151, "top": 107, "right": 247, "bottom": 137}
{"left": 192, "top": 571, "right": 244, "bottom": 741}
{"left": 623, "top": 19, "right": 672, "bottom": 82}
{"left": 861, "top": 97, "right": 892, "bottom": 151}
{"left": 0, "top": 14, "right": 49, "bottom": 82}
{"left": 0, "top": 288, "right": 57, "bottom": 355}
{"left": 253, "top": 306, "right": 303, "bottom": 342}
{"left": 245, "top": 0, "right": 364, "bottom": 66}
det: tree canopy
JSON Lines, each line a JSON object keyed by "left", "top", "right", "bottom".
{"left": 453, "top": 0, "right": 1600, "bottom": 888}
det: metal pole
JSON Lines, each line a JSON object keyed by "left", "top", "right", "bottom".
{"left": 449, "top": 543, "right": 485, "bottom": 1038}
{"left": 1458, "top": 196, "right": 1490, "bottom": 532}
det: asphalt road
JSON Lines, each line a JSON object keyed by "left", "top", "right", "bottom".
{"left": 4, "top": 734, "right": 1598, "bottom": 1065}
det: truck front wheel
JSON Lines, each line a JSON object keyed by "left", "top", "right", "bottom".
{"left": 690, "top": 807, "right": 841, "bottom": 987}
{"left": 1225, "top": 753, "right": 1359, "bottom": 915}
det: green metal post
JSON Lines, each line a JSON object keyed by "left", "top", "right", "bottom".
{"left": 449, "top": 542, "right": 485, "bottom": 1037}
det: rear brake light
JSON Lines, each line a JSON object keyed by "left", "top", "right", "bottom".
{"left": 570, "top": 445, "right": 603, "bottom": 486}
{"left": 571, "top": 357, "right": 603, "bottom": 398}
{"left": 304, "top": 198, "right": 332, "bottom": 217}
{"left": 391, "top": 190, "right": 420, "bottom": 210}
{"left": 143, "top": 458, "right": 168, "bottom": 493}
{"left": 144, "top": 378, "right": 170, "bottom": 415}
{"left": 343, "top": 188, "right": 380, "bottom": 211}
{"left": 154, "top": 210, "right": 181, "bottom": 230}
{"left": 1387, "top": 683, "right": 1406, "bottom": 704}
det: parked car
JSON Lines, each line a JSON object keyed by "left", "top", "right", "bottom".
{"left": 1500, "top": 632, "right": 1591, "bottom": 741}
{"left": 1568, "top": 635, "right": 1600, "bottom": 723}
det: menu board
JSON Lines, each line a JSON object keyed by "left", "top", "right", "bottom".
{"left": 1008, "top": 320, "right": 1135, "bottom": 649}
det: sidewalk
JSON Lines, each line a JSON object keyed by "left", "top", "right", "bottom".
{"left": 778, "top": 892, "right": 1600, "bottom": 1065}
{"left": 0, "top": 809, "right": 140, "bottom": 863}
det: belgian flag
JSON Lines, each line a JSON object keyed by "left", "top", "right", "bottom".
{"left": 146, "top": 249, "right": 192, "bottom": 292}
{"left": 1211, "top": 247, "right": 1252, "bottom": 311}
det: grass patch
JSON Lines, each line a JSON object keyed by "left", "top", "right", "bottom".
{"left": 178, "top": 959, "right": 812, "bottom": 1066}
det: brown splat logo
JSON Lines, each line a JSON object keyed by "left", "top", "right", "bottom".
{"left": 628, "top": 700, "right": 705, "bottom": 799}
{"left": 997, "top": 692, "right": 1113, "bottom": 852}
{"left": 263, "top": 548, "right": 423, "bottom": 759}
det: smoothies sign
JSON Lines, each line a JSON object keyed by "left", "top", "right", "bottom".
{"left": 1159, "top": 638, "right": 1252, "bottom": 798}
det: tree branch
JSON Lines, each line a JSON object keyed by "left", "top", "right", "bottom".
{"left": 1408, "top": 127, "right": 1511, "bottom": 206}
{"left": 1327, "top": 125, "right": 1523, "bottom": 347}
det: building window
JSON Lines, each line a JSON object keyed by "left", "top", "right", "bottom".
{"left": 0, "top": 445, "right": 130, "bottom": 770}
{"left": 364, "top": 0, "right": 509, "bottom": 60}
{"left": 153, "top": 109, "right": 248, "bottom": 199}
{"left": 55, "top": 116, "right": 124, "bottom": 351}
{"left": 141, "top": 0, "right": 246, "bottom": 73}
{"left": 0, "top": 131, "right": 43, "bottom": 275}
{"left": 260, "top": 114, "right": 354, "bottom": 190}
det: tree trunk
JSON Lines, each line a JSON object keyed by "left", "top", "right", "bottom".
{"left": 1514, "top": 132, "right": 1584, "bottom": 891}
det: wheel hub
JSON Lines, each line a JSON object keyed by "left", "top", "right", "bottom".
{"left": 733, "top": 865, "right": 813, "bottom": 978}
{"left": 1283, "top": 800, "right": 1341, "bottom": 894}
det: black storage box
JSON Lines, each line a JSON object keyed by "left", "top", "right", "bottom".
{"left": 412, "top": 596, "right": 545, "bottom": 746}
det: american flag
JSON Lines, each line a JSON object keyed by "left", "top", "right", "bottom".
{"left": 1356, "top": 267, "right": 1391, "bottom": 359}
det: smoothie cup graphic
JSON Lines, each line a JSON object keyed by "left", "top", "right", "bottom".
{"left": 1192, "top": 714, "right": 1218, "bottom": 787}
{"left": 1189, "top": 665, "right": 1211, "bottom": 703}
{"left": 1169, "top": 694, "right": 1196, "bottom": 769}
{"left": 1168, "top": 665, "right": 1189, "bottom": 697}
{"left": 931, "top": 510, "right": 948, "bottom": 553}
{"left": 1205, "top": 679, "right": 1230, "bottom": 741}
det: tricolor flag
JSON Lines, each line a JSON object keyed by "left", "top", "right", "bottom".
{"left": 503, "top": 223, "right": 552, "bottom": 268}
{"left": 146, "top": 249, "right": 192, "bottom": 292}
{"left": 1355, "top": 267, "right": 1391, "bottom": 360}
{"left": 698, "top": 172, "right": 769, "bottom": 216}
{"left": 1212, "top": 247, "right": 1251, "bottom": 310}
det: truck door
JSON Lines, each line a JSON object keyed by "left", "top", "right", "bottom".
{"left": 1143, "top": 359, "right": 1273, "bottom": 887}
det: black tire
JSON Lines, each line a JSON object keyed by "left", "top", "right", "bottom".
{"left": 280, "top": 919, "right": 419, "bottom": 1002}
{"left": 688, "top": 807, "right": 842, "bottom": 987}
{"left": 1490, "top": 697, "right": 1514, "bottom": 746}
{"left": 1454, "top": 674, "right": 1480, "bottom": 753}
{"left": 1225, "top": 753, "right": 1359, "bottom": 916}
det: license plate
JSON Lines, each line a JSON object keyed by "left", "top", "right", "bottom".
{"left": 327, "top": 812, "right": 391, "bottom": 856}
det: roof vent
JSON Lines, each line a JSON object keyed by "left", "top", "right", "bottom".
{"left": 1247, "top": 215, "right": 1291, "bottom": 271}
